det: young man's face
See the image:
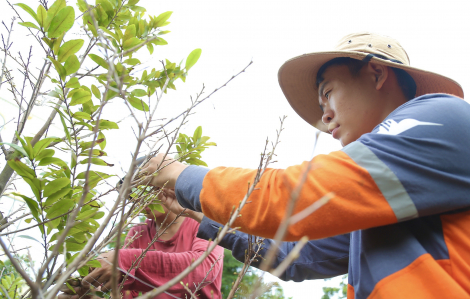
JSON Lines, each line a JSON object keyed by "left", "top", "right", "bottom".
{"left": 318, "top": 64, "right": 388, "bottom": 146}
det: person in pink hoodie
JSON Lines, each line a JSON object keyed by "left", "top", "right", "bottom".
{"left": 59, "top": 202, "right": 224, "bottom": 299}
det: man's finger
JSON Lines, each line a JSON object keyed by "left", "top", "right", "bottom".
{"left": 59, "top": 285, "right": 80, "bottom": 294}
{"left": 82, "top": 271, "right": 103, "bottom": 288}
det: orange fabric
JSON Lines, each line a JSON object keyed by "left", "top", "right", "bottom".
{"left": 347, "top": 284, "right": 355, "bottom": 299}
{"left": 440, "top": 210, "right": 470, "bottom": 294}
{"left": 368, "top": 254, "right": 469, "bottom": 299}
{"left": 200, "top": 151, "right": 397, "bottom": 241}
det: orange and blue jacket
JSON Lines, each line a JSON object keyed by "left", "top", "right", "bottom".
{"left": 175, "top": 94, "right": 470, "bottom": 299}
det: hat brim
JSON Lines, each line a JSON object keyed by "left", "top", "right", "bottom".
{"left": 278, "top": 51, "right": 464, "bottom": 133}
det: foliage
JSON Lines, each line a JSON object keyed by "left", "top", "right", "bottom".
{"left": 221, "top": 249, "right": 290, "bottom": 299}
{"left": 0, "top": 256, "right": 32, "bottom": 299}
{"left": 0, "top": 0, "right": 210, "bottom": 297}
{"left": 1, "top": 0, "right": 203, "bottom": 280}
{"left": 321, "top": 275, "right": 347, "bottom": 299}
{"left": 175, "top": 126, "right": 216, "bottom": 167}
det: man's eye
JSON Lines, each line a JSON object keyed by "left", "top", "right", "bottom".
{"left": 325, "top": 91, "right": 331, "bottom": 100}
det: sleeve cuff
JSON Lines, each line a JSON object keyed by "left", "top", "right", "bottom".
{"left": 175, "top": 165, "right": 209, "bottom": 212}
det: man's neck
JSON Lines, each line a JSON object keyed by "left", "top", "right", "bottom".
{"left": 153, "top": 213, "right": 184, "bottom": 241}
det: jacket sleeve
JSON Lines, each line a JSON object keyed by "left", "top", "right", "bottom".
{"left": 176, "top": 95, "right": 470, "bottom": 241}
{"left": 119, "top": 226, "right": 224, "bottom": 295}
{"left": 197, "top": 216, "right": 349, "bottom": 281}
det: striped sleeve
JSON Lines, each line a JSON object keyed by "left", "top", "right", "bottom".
{"left": 198, "top": 145, "right": 403, "bottom": 241}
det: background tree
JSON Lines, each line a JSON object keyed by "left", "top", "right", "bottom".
{"left": 221, "top": 249, "right": 290, "bottom": 299}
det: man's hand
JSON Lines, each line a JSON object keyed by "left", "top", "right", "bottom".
{"left": 57, "top": 278, "right": 101, "bottom": 299}
{"left": 81, "top": 251, "right": 117, "bottom": 293}
{"left": 158, "top": 189, "right": 203, "bottom": 223}
{"left": 140, "top": 153, "right": 188, "bottom": 189}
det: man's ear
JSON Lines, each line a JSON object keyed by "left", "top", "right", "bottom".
{"left": 367, "top": 62, "right": 389, "bottom": 90}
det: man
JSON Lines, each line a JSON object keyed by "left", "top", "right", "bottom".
{"left": 143, "top": 32, "right": 470, "bottom": 298}
{"left": 59, "top": 203, "right": 224, "bottom": 299}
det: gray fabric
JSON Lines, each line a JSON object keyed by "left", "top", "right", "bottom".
{"left": 342, "top": 142, "right": 418, "bottom": 221}
{"left": 174, "top": 165, "right": 209, "bottom": 212}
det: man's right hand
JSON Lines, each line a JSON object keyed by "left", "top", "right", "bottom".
{"left": 139, "top": 154, "right": 188, "bottom": 189}
{"left": 57, "top": 279, "right": 101, "bottom": 299}
{"left": 159, "top": 188, "right": 203, "bottom": 223}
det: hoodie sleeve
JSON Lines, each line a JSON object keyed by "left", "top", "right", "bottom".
{"left": 197, "top": 216, "right": 349, "bottom": 281}
{"left": 176, "top": 95, "right": 470, "bottom": 241}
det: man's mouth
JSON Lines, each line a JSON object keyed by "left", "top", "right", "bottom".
{"left": 328, "top": 123, "right": 340, "bottom": 139}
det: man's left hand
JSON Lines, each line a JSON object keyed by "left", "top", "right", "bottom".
{"left": 82, "top": 251, "right": 116, "bottom": 293}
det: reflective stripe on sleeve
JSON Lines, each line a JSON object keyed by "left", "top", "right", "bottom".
{"left": 342, "top": 142, "right": 418, "bottom": 221}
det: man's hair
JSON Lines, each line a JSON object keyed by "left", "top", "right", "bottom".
{"left": 315, "top": 57, "right": 417, "bottom": 100}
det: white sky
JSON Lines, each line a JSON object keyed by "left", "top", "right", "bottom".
{"left": 1, "top": 0, "right": 470, "bottom": 297}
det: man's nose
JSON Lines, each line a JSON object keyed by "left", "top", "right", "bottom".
{"left": 321, "top": 108, "right": 334, "bottom": 125}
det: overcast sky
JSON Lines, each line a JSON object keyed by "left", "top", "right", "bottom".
{"left": 1, "top": 0, "right": 470, "bottom": 297}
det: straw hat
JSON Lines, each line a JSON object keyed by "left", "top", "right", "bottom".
{"left": 277, "top": 32, "right": 464, "bottom": 133}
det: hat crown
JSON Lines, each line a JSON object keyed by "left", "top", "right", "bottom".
{"left": 336, "top": 32, "right": 410, "bottom": 66}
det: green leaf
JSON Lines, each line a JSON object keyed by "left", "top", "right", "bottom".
{"left": 95, "top": 120, "right": 119, "bottom": 130}
{"left": 123, "top": 24, "right": 136, "bottom": 42}
{"left": 130, "top": 5, "right": 145, "bottom": 13}
{"left": 128, "top": 0, "right": 140, "bottom": 5}
{"left": 0, "top": 142, "right": 28, "bottom": 158}
{"left": 71, "top": 151, "right": 77, "bottom": 169}
{"left": 193, "top": 126, "right": 202, "bottom": 142}
{"left": 7, "top": 159, "right": 35, "bottom": 179}
{"left": 64, "top": 54, "right": 80, "bottom": 75}
{"left": 77, "top": 265, "right": 89, "bottom": 276}
{"left": 79, "top": 149, "right": 107, "bottom": 157}
{"left": 18, "top": 22, "right": 40, "bottom": 30}
{"left": 185, "top": 48, "right": 202, "bottom": 71}
{"left": 47, "top": 6, "right": 75, "bottom": 38}
{"left": 72, "top": 112, "right": 91, "bottom": 120}
{"left": 131, "top": 89, "right": 147, "bottom": 97}
{"left": 76, "top": 209, "right": 98, "bottom": 221}
{"left": 85, "top": 260, "right": 101, "bottom": 268}
{"left": 151, "top": 37, "right": 168, "bottom": 46}
{"left": 45, "top": 0, "right": 66, "bottom": 31}
{"left": 11, "top": 193, "right": 40, "bottom": 221}
{"left": 48, "top": 56, "right": 66, "bottom": 81}
{"left": 58, "top": 113, "right": 72, "bottom": 144}
{"left": 37, "top": 5, "right": 47, "bottom": 28}
{"left": 65, "top": 77, "right": 80, "bottom": 88}
{"left": 92, "top": 211, "right": 105, "bottom": 219}
{"left": 98, "top": 131, "right": 106, "bottom": 150}
{"left": 79, "top": 157, "right": 112, "bottom": 166}
{"left": 127, "top": 96, "right": 149, "bottom": 111}
{"left": 123, "top": 37, "right": 141, "bottom": 51}
{"left": 88, "top": 53, "right": 109, "bottom": 69}
{"left": 14, "top": 3, "right": 39, "bottom": 23}
{"left": 36, "top": 148, "right": 55, "bottom": 161}
{"left": 53, "top": 31, "right": 66, "bottom": 55}
{"left": 23, "top": 177, "right": 43, "bottom": 200}
{"left": 33, "top": 137, "right": 57, "bottom": 158}
{"left": 58, "top": 39, "right": 84, "bottom": 63}
{"left": 69, "top": 88, "right": 91, "bottom": 105}
{"left": 79, "top": 139, "right": 104, "bottom": 150}
{"left": 38, "top": 157, "right": 67, "bottom": 167}
{"left": 91, "top": 84, "right": 101, "bottom": 99}
{"left": 147, "top": 203, "right": 164, "bottom": 213}
{"left": 44, "top": 187, "right": 71, "bottom": 206}
{"left": 154, "top": 11, "right": 172, "bottom": 27}
{"left": 146, "top": 43, "right": 154, "bottom": 55}
{"left": 44, "top": 177, "right": 71, "bottom": 197}
{"left": 47, "top": 198, "right": 74, "bottom": 219}
{"left": 124, "top": 58, "right": 141, "bottom": 66}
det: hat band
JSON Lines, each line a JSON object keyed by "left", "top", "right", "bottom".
{"left": 362, "top": 53, "right": 404, "bottom": 64}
